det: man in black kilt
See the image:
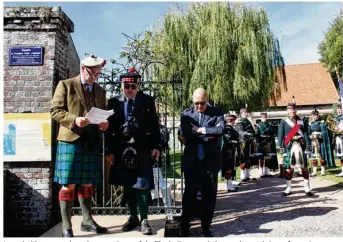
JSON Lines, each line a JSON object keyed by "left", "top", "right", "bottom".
{"left": 236, "top": 107, "right": 256, "bottom": 181}
{"left": 105, "top": 68, "right": 161, "bottom": 235}
{"left": 255, "top": 112, "right": 278, "bottom": 178}
{"left": 221, "top": 114, "right": 240, "bottom": 192}
{"left": 51, "top": 55, "right": 109, "bottom": 237}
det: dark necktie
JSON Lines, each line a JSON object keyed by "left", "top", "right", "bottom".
{"left": 198, "top": 112, "right": 205, "bottom": 160}
{"left": 83, "top": 84, "right": 92, "bottom": 93}
{"left": 127, "top": 99, "right": 133, "bottom": 119}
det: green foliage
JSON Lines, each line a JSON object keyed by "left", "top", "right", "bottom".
{"left": 318, "top": 14, "right": 343, "bottom": 77}
{"left": 108, "top": 2, "right": 286, "bottom": 114}
{"left": 149, "top": 2, "right": 285, "bottom": 111}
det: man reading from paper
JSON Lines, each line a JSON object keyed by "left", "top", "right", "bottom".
{"left": 51, "top": 54, "right": 109, "bottom": 237}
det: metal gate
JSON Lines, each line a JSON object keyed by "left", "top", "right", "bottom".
{"left": 72, "top": 72, "right": 184, "bottom": 217}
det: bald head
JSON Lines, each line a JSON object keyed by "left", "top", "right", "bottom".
{"left": 192, "top": 88, "right": 208, "bottom": 112}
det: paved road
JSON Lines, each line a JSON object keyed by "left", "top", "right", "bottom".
{"left": 42, "top": 169, "right": 343, "bottom": 237}
{"left": 190, "top": 170, "right": 343, "bottom": 237}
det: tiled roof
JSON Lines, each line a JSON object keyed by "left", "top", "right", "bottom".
{"left": 271, "top": 63, "right": 339, "bottom": 107}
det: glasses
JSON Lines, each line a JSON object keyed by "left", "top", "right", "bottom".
{"left": 124, "top": 83, "right": 138, "bottom": 90}
{"left": 194, "top": 101, "right": 206, "bottom": 106}
{"left": 86, "top": 68, "right": 100, "bottom": 77}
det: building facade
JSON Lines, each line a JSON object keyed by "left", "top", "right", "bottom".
{"left": 3, "top": 6, "right": 79, "bottom": 236}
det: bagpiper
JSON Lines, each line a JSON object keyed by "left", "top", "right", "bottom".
{"left": 308, "top": 108, "right": 335, "bottom": 176}
{"left": 221, "top": 114, "right": 240, "bottom": 192}
{"left": 327, "top": 100, "right": 343, "bottom": 177}
{"left": 254, "top": 112, "right": 278, "bottom": 178}
{"left": 235, "top": 105, "right": 256, "bottom": 181}
{"left": 278, "top": 101, "right": 313, "bottom": 196}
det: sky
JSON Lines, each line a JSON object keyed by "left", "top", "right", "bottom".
{"left": 4, "top": 1, "right": 342, "bottom": 67}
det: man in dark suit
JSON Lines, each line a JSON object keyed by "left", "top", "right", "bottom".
{"left": 105, "top": 68, "right": 161, "bottom": 235}
{"left": 179, "top": 88, "right": 225, "bottom": 237}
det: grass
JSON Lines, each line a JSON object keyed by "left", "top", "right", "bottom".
{"left": 164, "top": 150, "right": 182, "bottom": 179}
{"left": 164, "top": 150, "right": 240, "bottom": 182}
{"left": 317, "top": 159, "right": 343, "bottom": 187}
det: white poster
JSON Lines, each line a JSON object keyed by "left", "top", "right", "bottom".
{"left": 3, "top": 113, "right": 51, "bottom": 162}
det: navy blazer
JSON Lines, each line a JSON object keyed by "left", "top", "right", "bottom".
{"left": 180, "top": 105, "right": 225, "bottom": 173}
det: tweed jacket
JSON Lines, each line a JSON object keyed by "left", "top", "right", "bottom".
{"left": 50, "top": 75, "right": 106, "bottom": 142}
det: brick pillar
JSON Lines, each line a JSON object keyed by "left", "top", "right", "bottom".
{"left": 3, "top": 6, "right": 79, "bottom": 237}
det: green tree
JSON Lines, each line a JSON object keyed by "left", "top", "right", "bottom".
{"left": 318, "top": 13, "right": 343, "bottom": 78}
{"left": 149, "top": 2, "right": 285, "bottom": 111}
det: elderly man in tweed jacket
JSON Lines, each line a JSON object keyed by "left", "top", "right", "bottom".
{"left": 51, "top": 54, "right": 109, "bottom": 237}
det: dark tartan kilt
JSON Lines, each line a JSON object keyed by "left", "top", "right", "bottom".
{"left": 109, "top": 148, "right": 155, "bottom": 190}
{"left": 54, "top": 139, "right": 102, "bottom": 185}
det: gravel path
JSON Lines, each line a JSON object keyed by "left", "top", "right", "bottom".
{"left": 189, "top": 169, "right": 343, "bottom": 237}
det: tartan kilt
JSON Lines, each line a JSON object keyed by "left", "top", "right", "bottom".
{"left": 54, "top": 139, "right": 102, "bottom": 185}
{"left": 283, "top": 140, "right": 308, "bottom": 169}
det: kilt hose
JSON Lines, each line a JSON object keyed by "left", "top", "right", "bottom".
{"left": 54, "top": 139, "right": 102, "bottom": 185}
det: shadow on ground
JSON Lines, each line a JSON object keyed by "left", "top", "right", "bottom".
{"left": 188, "top": 174, "right": 341, "bottom": 237}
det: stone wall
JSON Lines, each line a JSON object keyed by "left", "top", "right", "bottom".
{"left": 3, "top": 6, "right": 79, "bottom": 237}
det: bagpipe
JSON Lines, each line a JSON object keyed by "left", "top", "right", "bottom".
{"left": 234, "top": 119, "right": 256, "bottom": 157}
{"left": 327, "top": 114, "right": 343, "bottom": 157}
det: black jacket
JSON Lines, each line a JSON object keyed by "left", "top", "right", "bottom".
{"left": 105, "top": 91, "right": 161, "bottom": 187}
{"left": 180, "top": 105, "right": 225, "bottom": 173}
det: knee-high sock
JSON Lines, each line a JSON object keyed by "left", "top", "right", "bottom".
{"left": 78, "top": 186, "right": 94, "bottom": 225}
{"left": 304, "top": 179, "right": 311, "bottom": 193}
{"left": 284, "top": 169, "right": 293, "bottom": 194}
{"left": 59, "top": 188, "right": 75, "bottom": 231}
{"left": 136, "top": 189, "right": 149, "bottom": 223}
{"left": 284, "top": 180, "right": 292, "bottom": 194}
{"left": 125, "top": 187, "right": 138, "bottom": 217}
{"left": 240, "top": 165, "right": 246, "bottom": 180}
{"left": 259, "top": 159, "right": 264, "bottom": 176}
{"left": 311, "top": 160, "right": 318, "bottom": 175}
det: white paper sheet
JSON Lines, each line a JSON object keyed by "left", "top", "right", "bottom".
{"left": 85, "top": 107, "right": 114, "bottom": 124}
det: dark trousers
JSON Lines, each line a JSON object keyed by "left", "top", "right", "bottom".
{"left": 181, "top": 160, "right": 218, "bottom": 231}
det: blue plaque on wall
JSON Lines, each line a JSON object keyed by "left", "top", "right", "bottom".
{"left": 9, "top": 46, "right": 44, "bottom": 66}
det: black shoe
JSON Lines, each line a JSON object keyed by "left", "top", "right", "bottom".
{"left": 260, "top": 175, "right": 267, "bottom": 178}
{"left": 122, "top": 216, "right": 139, "bottom": 232}
{"left": 305, "top": 191, "right": 314, "bottom": 196}
{"left": 140, "top": 219, "right": 152, "bottom": 235}
{"left": 80, "top": 222, "right": 108, "bottom": 234}
{"left": 62, "top": 229, "right": 74, "bottom": 237}
{"left": 203, "top": 228, "right": 214, "bottom": 237}
{"left": 282, "top": 192, "right": 292, "bottom": 197}
{"left": 227, "top": 187, "right": 238, "bottom": 193}
{"left": 177, "top": 226, "right": 189, "bottom": 237}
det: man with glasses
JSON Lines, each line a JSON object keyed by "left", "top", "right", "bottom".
{"left": 51, "top": 54, "right": 108, "bottom": 237}
{"left": 105, "top": 68, "right": 161, "bottom": 235}
{"left": 179, "top": 88, "right": 224, "bottom": 237}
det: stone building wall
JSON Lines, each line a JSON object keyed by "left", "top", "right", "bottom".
{"left": 3, "top": 6, "right": 79, "bottom": 237}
